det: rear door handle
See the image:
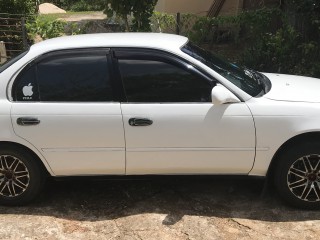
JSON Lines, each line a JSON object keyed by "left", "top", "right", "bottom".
{"left": 129, "top": 118, "right": 153, "bottom": 127}
{"left": 17, "top": 117, "right": 40, "bottom": 126}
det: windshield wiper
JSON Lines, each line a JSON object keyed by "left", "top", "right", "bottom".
{"left": 245, "top": 68, "right": 266, "bottom": 94}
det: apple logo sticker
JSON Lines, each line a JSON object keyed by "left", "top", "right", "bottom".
{"left": 22, "top": 83, "right": 33, "bottom": 100}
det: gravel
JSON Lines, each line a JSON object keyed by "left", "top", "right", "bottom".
{"left": 0, "top": 177, "right": 319, "bottom": 240}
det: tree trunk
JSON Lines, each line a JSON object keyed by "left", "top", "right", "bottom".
{"left": 124, "top": 15, "right": 130, "bottom": 32}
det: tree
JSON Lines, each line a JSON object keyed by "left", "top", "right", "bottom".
{"left": 283, "top": 0, "right": 320, "bottom": 41}
{"left": 104, "top": 0, "right": 158, "bottom": 32}
{"left": 0, "top": 0, "right": 36, "bottom": 15}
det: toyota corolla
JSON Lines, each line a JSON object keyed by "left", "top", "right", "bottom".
{"left": 1, "top": 33, "right": 320, "bottom": 209}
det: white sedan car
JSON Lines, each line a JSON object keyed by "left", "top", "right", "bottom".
{"left": 0, "top": 33, "right": 320, "bottom": 208}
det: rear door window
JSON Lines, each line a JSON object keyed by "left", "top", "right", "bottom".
{"left": 12, "top": 49, "right": 114, "bottom": 102}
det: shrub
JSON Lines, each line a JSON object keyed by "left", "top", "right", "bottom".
{"left": 105, "top": 0, "right": 158, "bottom": 32}
{"left": 69, "top": 0, "right": 105, "bottom": 11}
{"left": 0, "top": 0, "right": 36, "bottom": 15}
{"left": 27, "top": 17, "right": 66, "bottom": 40}
{"left": 239, "top": 8, "right": 320, "bottom": 78}
{"left": 151, "top": 12, "right": 176, "bottom": 33}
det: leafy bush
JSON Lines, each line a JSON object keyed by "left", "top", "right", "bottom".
{"left": 65, "top": 22, "right": 88, "bottom": 35}
{"left": 130, "top": 0, "right": 158, "bottom": 32}
{"left": 238, "top": 8, "right": 282, "bottom": 38}
{"left": 0, "top": 0, "right": 36, "bottom": 15}
{"left": 151, "top": 12, "right": 176, "bottom": 33}
{"left": 27, "top": 17, "right": 66, "bottom": 40}
{"left": 241, "top": 25, "right": 299, "bottom": 72}
{"left": 287, "top": 0, "right": 320, "bottom": 43}
{"left": 186, "top": 16, "right": 214, "bottom": 43}
{"left": 105, "top": 0, "right": 158, "bottom": 32}
{"left": 69, "top": 0, "right": 105, "bottom": 11}
{"left": 187, "top": 15, "right": 238, "bottom": 44}
{"left": 239, "top": 7, "right": 320, "bottom": 78}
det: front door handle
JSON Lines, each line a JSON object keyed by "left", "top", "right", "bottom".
{"left": 129, "top": 118, "right": 153, "bottom": 127}
{"left": 17, "top": 117, "right": 40, "bottom": 126}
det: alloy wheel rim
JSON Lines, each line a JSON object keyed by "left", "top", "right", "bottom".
{"left": 287, "top": 154, "right": 320, "bottom": 202}
{"left": 0, "top": 155, "right": 30, "bottom": 198}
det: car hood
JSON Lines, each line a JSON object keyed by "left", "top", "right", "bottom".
{"left": 262, "top": 73, "right": 320, "bottom": 103}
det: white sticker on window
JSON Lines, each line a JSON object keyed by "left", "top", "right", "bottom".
{"left": 22, "top": 83, "right": 33, "bottom": 100}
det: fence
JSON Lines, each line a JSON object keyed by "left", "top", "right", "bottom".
{"left": 0, "top": 13, "right": 29, "bottom": 60}
{"left": 0, "top": 41, "right": 6, "bottom": 64}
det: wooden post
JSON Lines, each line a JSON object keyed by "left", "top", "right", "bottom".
{"left": 21, "top": 17, "right": 28, "bottom": 49}
{"left": 0, "top": 41, "right": 7, "bottom": 64}
{"left": 176, "top": 12, "right": 180, "bottom": 35}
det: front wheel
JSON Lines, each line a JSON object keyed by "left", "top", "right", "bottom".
{"left": 0, "top": 147, "right": 45, "bottom": 205}
{"left": 274, "top": 142, "right": 320, "bottom": 209}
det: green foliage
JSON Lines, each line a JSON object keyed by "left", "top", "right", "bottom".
{"left": 20, "top": 1, "right": 319, "bottom": 78}
{"left": 240, "top": 17, "right": 320, "bottom": 78}
{"left": 286, "top": 0, "right": 320, "bottom": 41}
{"left": 296, "top": 41, "right": 320, "bottom": 77}
{"left": 26, "top": 17, "right": 66, "bottom": 40}
{"left": 238, "top": 8, "right": 282, "bottom": 38}
{"left": 0, "top": 0, "right": 36, "bottom": 15}
{"left": 152, "top": 11, "right": 176, "bottom": 32}
{"left": 186, "top": 16, "right": 214, "bottom": 43}
{"left": 131, "top": 1, "right": 158, "bottom": 32}
{"left": 286, "top": 0, "right": 319, "bottom": 13}
{"left": 65, "top": 22, "right": 88, "bottom": 35}
{"left": 68, "top": 0, "right": 105, "bottom": 11}
{"left": 241, "top": 25, "right": 299, "bottom": 72}
{"left": 152, "top": 12, "right": 240, "bottom": 43}
{"left": 105, "top": 0, "right": 158, "bottom": 32}
{"left": 152, "top": 7, "right": 319, "bottom": 78}
{"left": 184, "top": 14, "right": 239, "bottom": 44}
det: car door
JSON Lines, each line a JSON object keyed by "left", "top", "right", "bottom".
{"left": 114, "top": 48, "right": 256, "bottom": 175}
{"left": 10, "top": 49, "right": 125, "bottom": 176}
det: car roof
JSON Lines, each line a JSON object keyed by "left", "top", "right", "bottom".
{"left": 30, "top": 33, "right": 189, "bottom": 54}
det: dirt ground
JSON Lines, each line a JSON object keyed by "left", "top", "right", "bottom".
{"left": 58, "top": 12, "right": 107, "bottom": 22}
{"left": 39, "top": 3, "right": 66, "bottom": 14}
{"left": 0, "top": 177, "right": 320, "bottom": 240}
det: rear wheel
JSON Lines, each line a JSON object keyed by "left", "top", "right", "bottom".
{"left": 0, "top": 147, "right": 45, "bottom": 205}
{"left": 274, "top": 142, "right": 320, "bottom": 209}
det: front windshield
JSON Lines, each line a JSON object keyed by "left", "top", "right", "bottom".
{"left": 0, "top": 50, "right": 29, "bottom": 74}
{"left": 182, "top": 42, "right": 270, "bottom": 97}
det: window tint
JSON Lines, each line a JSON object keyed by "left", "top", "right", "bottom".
{"left": 37, "top": 53, "right": 112, "bottom": 102}
{"left": 13, "top": 64, "right": 39, "bottom": 101}
{"left": 119, "top": 59, "right": 212, "bottom": 102}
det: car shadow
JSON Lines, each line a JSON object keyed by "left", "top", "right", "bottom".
{"left": 1, "top": 176, "right": 320, "bottom": 223}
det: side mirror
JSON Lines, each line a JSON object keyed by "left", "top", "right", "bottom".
{"left": 211, "top": 84, "right": 241, "bottom": 105}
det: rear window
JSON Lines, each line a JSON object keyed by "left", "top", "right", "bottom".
{"left": 0, "top": 50, "right": 29, "bottom": 74}
{"left": 12, "top": 50, "right": 113, "bottom": 102}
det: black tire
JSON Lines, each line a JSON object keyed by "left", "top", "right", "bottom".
{"left": 274, "top": 142, "right": 320, "bottom": 209}
{"left": 0, "top": 147, "right": 45, "bottom": 206}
